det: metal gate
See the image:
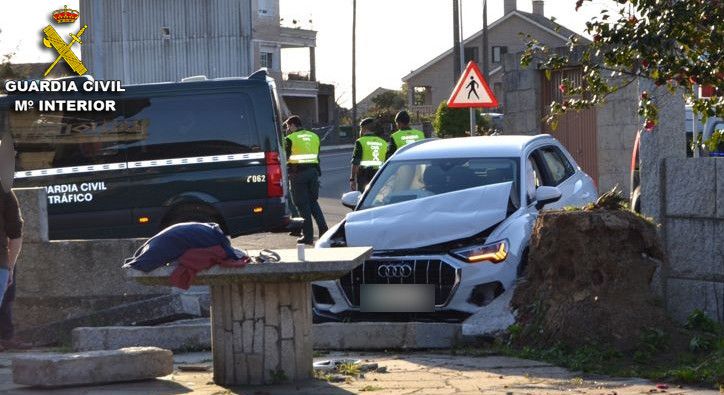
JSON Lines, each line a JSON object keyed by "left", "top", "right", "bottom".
{"left": 540, "top": 67, "right": 598, "bottom": 184}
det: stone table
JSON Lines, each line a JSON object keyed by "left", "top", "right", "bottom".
{"left": 128, "top": 247, "right": 371, "bottom": 386}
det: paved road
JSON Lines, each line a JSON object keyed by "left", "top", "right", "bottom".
{"left": 231, "top": 148, "right": 354, "bottom": 250}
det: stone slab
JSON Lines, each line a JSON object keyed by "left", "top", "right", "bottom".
{"left": 313, "top": 322, "right": 462, "bottom": 350}
{"left": 665, "top": 218, "right": 722, "bottom": 281}
{"left": 129, "top": 247, "right": 372, "bottom": 284}
{"left": 664, "top": 158, "right": 717, "bottom": 217}
{"left": 718, "top": 159, "right": 724, "bottom": 219}
{"left": 13, "top": 188, "right": 48, "bottom": 243}
{"left": 12, "top": 347, "right": 173, "bottom": 387}
{"left": 462, "top": 289, "right": 516, "bottom": 336}
{"left": 18, "top": 294, "right": 200, "bottom": 346}
{"left": 72, "top": 321, "right": 464, "bottom": 351}
{"left": 666, "top": 278, "right": 724, "bottom": 323}
{"left": 72, "top": 322, "right": 211, "bottom": 352}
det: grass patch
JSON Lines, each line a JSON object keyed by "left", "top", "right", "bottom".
{"left": 453, "top": 311, "right": 723, "bottom": 389}
{"left": 337, "top": 361, "right": 361, "bottom": 377}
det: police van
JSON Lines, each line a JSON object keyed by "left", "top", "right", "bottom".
{"left": 0, "top": 71, "right": 297, "bottom": 239}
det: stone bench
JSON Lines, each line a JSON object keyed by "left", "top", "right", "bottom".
{"left": 128, "top": 247, "right": 371, "bottom": 386}
{"left": 12, "top": 347, "right": 173, "bottom": 387}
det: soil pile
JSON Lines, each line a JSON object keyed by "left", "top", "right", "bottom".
{"left": 512, "top": 208, "right": 671, "bottom": 351}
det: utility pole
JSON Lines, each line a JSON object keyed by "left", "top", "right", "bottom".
{"left": 482, "top": 0, "right": 489, "bottom": 81}
{"left": 452, "top": 0, "right": 461, "bottom": 81}
{"left": 351, "top": 0, "right": 357, "bottom": 135}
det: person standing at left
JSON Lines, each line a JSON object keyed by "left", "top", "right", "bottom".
{"left": 284, "top": 115, "right": 328, "bottom": 245}
{"left": 0, "top": 190, "right": 24, "bottom": 351}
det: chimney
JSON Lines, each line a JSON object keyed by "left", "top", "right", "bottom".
{"left": 532, "top": 0, "right": 544, "bottom": 16}
{"left": 504, "top": 0, "right": 516, "bottom": 14}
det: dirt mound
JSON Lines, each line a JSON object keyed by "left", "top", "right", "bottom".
{"left": 512, "top": 209, "right": 671, "bottom": 351}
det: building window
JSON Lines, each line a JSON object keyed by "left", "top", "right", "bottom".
{"left": 413, "top": 87, "right": 428, "bottom": 106}
{"left": 260, "top": 52, "right": 273, "bottom": 69}
{"left": 258, "top": 0, "right": 274, "bottom": 16}
{"left": 464, "top": 47, "right": 478, "bottom": 63}
{"left": 492, "top": 46, "right": 507, "bottom": 64}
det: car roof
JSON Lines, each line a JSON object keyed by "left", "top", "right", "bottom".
{"left": 392, "top": 135, "right": 554, "bottom": 160}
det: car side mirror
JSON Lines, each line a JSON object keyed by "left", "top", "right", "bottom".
{"left": 535, "top": 186, "right": 562, "bottom": 210}
{"left": 341, "top": 191, "right": 362, "bottom": 209}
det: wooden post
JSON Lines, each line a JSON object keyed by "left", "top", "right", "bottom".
{"left": 211, "top": 281, "right": 313, "bottom": 386}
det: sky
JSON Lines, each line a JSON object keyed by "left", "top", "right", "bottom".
{"left": 0, "top": 0, "right": 614, "bottom": 107}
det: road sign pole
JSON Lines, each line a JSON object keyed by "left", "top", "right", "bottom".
{"left": 469, "top": 108, "right": 476, "bottom": 136}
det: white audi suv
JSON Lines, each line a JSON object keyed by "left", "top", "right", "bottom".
{"left": 313, "top": 135, "right": 597, "bottom": 322}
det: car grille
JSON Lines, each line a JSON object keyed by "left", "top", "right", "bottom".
{"left": 338, "top": 259, "right": 460, "bottom": 307}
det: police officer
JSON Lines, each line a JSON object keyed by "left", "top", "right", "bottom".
{"left": 387, "top": 110, "right": 425, "bottom": 160}
{"left": 283, "top": 115, "right": 328, "bottom": 245}
{"left": 350, "top": 118, "right": 387, "bottom": 191}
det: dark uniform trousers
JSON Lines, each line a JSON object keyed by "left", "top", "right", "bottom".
{"left": 289, "top": 166, "right": 328, "bottom": 241}
{"left": 0, "top": 270, "right": 16, "bottom": 340}
{"left": 356, "top": 167, "right": 378, "bottom": 192}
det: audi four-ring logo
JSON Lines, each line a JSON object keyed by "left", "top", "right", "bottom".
{"left": 377, "top": 264, "right": 413, "bottom": 278}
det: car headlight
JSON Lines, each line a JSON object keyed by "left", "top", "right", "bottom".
{"left": 450, "top": 240, "right": 508, "bottom": 264}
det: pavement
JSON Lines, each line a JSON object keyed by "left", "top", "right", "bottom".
{"left": 0, "top": 350, "right": 717, "bottom": 394}
{"left": 232, "top": 147, "right": 354, "bottom": 251}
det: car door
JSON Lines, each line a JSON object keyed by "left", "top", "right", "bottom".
{"left": 532, "top": 145, "right": 594, "bottom": 208}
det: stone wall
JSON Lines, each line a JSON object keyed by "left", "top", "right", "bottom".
{"left": 501, "top": 53, "right": 540, "bottom": 135}
{"left": 659, "top": 158, "right": 724, "bottom": 322}
{"left": 13, "top": 188, "right": 168, "bottom": 331}
{"left": 595, "top": 75, "right": 640, "bottom": 195}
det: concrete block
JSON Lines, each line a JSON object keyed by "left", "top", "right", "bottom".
{"left": 666, "top": 278, "right": 724, "bottom": 323}
{"left": 13, "top": 187, "right": 48, "bottom": 243}
{"left": 665, "top": 158, "right": 717, "bottom": 217}
{"left": 12, "top": 347, "right": 172, "bottom": 387}
{"left": 717, "top": 160, "right": 724, "bottom": 219}
{"left": 462, "top": 290, "right": 516, "bottom": 336}
{"left": 666, "top": 218, "right": 720, "bottom": 280}
{"left": 72, "top": 322, "right": 211, "bottom": 352}
{"left": 313, "top": 322, "right": 461, "bottom": 350}
{"left": 18, "top": 294, "right": 201, "bottom": 346}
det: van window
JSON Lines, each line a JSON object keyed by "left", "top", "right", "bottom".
{"left": 9, "top": 106, "right": 128, "bottom": 171}
{"left": 7, "top": 93, "right": 261, "bottom": 172}
{"left": 122, "top": 93, "right": 260, "bottom": 161}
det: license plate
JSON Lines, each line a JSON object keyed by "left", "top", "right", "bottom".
{"left": 360, "top": 284, "right": 435, "bottom": 313}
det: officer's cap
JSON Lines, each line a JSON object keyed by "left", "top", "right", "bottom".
{"left": 359, "top": 118, "right": 374, "bottom": 127}
{"left": 394, "top": 110, "right": 410, "bottom": 124}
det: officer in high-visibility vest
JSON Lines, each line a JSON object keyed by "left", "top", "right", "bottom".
{"left": 387, "top": 110, "right": 425, "bottom": 160}
{"left": 350, "top": 118, "right": 387, "bottom": 191}
{"left": 284, "top": 115, "right": 328, "bottom": 245}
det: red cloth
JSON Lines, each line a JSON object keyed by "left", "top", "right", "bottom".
{"left": 170, "top": 245, "right": 249, "bottom": 290}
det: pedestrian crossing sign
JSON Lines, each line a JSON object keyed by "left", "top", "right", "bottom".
{"left": 447, "top": 61, "right": 498, "bottom": 108}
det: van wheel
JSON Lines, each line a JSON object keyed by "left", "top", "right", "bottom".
{"left": 161, "top": 203, "right": 225, "bottom": 232}
{"left": 631, "top": 186, "right": 642, "bottom": 214}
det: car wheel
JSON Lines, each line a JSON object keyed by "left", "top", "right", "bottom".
{"left": 161, "top": 203, "right": 225, "bottom": 232}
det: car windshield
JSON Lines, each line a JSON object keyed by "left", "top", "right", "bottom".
{"left": 359, "top": 157, "right": 519, "bottom": 210}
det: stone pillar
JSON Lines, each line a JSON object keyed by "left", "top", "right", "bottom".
{"left": 210, "top": 282, "right": 312, "bottom": 386}
{"left": 309, "top": 47, "right": 316, "bottom": 81}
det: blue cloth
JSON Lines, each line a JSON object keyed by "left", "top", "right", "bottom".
{"left": 123, "top": 222, "right": 236, "bottom": 273}
{"left": 0, "top": 268, "right": 8, "bottom": 308}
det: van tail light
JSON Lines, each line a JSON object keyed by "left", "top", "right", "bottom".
{"left": 265, "top": 151, "right": 284, "bottom": 198}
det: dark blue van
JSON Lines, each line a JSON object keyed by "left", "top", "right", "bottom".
{"left": 1, "top": 71, "right": 296, "bottom": 239}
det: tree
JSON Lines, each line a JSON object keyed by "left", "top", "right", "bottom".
{"left": 370, "top": 90, "right": 405, "bottom": 114}
{"left": 521, "top": 0, "right": 722, "bottom": 130}
{"left": 433, "top": 101, "right": 493, "bottom": 137}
